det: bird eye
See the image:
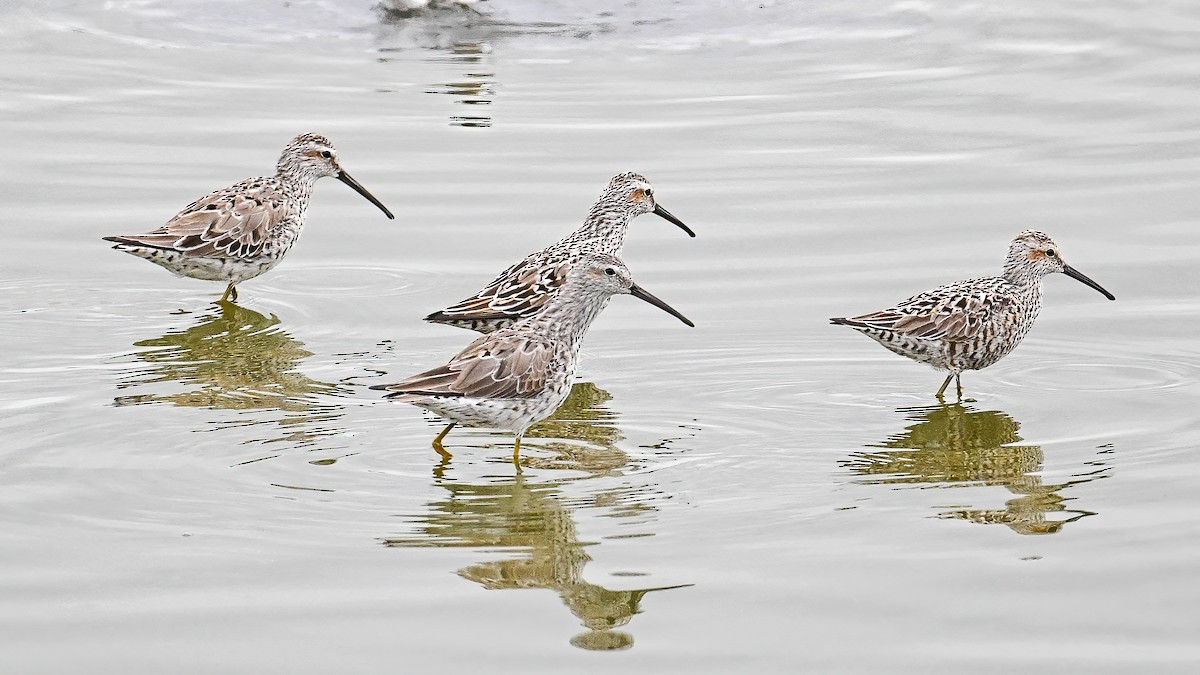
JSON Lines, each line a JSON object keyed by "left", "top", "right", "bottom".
{"left": 644, "top": 188, "right": 653, "bottom": 198}
{"left": 1046, "top": 249, "right": 1057, "bottom": 258}
{"left": 604, "top": 267, "right": 616, "bottom": 276}
{"left": 320, "top": 150, "right": 332, "bottom": 159}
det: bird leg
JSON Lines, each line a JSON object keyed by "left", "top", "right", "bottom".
{"left": 220, "top": 284, "right": 238, "bottom": 303}
{"left": 432, "top": 422, "right": 456, "bottom": 458}
{"left": 512, "top": 436, "right": 522, "bottom": 465}
{"left": 936, "top": 374, "right": 955, "bottom": 400}
{"left": 936, "top": 373, "right": 965, "bottom": 401}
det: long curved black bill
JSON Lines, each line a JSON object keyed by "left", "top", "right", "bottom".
{"left": 338, "top": 169, "right": 395, "bottom": 220}
{"left": 1062, "top": 264, "right": 1115, "bottom": 301}
{"left": 629, "top": 283, "right": 694, "bottom": 327}
{"left": 653, "top": 204, "right": 695, "bottom": 238}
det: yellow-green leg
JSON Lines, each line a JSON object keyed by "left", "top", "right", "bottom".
{"left": 512, "top": 436, "right": 522, "bottom": 465}
{"left": 432, "top": 422, "right": 456, "bottom": 458}
{"left": 936, "top": 373, "right": 964, "bottom": 401}
{"left": 220, "top": 284, "right": 238, "bottom": 303}
{"left": 936, "top": 373, "right": 954, "bottom": 400}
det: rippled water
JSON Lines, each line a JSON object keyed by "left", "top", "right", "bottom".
{"left": 2, "top": 1, "right": 1199, "bottom": 671}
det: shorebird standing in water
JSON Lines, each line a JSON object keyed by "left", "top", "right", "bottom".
{"left": 831, "top": 230, "right": 1115, "bottom": 400}
{"left": 376, "top": 252, "right": 693, "bottom": 463}
{"left": 103, "top": 133, "right": 394, "bottom": 302}
{"left": 425, "top": 172, "right": 694, "bottom": 333}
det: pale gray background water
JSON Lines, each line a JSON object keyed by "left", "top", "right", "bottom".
{"left": 2, "top": 0, "right": 1198, "bottom": 672}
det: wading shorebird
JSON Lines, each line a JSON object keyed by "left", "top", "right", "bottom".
{"left": 831, "top": 230, "right": 1115, "bottom": 400}
{"left": 375, "top": 252, "right": 693, "bottom": 463}
{"left": 103, "top": 133, "right": 394, "bottom": 302}
{"left": 424, "top": 172, "right": 694, "bottom": 333}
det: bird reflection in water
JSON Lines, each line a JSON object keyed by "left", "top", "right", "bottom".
{"left": 375, "top": 2, "right": 495, "bottom": 128}
{"left": 114, "top": 300, "right": 345, "bottom": 452}
{"left": 522, "top": 381, "right": 627, "bottom": 472}
{"left": 424, "top": 42, "right": 494, "bottom": 129}
{"left": 384, "top": 382, "right": 689, "bottom": 651}
{"left": 843, "top": 404, "right": 1110, "bottom": 534}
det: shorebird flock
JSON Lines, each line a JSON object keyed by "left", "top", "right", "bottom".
{"left": 104, "top": 133, "right": 1117, "bottom": 462}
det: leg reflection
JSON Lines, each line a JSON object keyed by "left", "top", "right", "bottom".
{"left": 843, "top": 403, "right": 1109, "bottom": 534}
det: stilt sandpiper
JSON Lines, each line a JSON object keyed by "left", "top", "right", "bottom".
{"left": 375, "top": 252, "right": 693, "bottom": 463}
{"left": 831, "top": 230, "right": 1115, "bottom": 399}
{"left": 424, "top": 172, "right": 693, "bottom": 333}
{"left": 103, "top": 133, "right": 394, "bottom": 302}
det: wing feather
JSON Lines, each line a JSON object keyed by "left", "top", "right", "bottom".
{"left": 839, "top": 278, "right": 1016, "bottom": 341}
{"left": 426, "top": 253, "right": 572, "bottom": 324}
{"left": 373, "top": 332, "right": 556, "bottom": 399}
{"left": 104, "top": 177, "right": 290, "bottom": 261}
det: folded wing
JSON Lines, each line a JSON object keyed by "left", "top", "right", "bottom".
{"left": 373, "top": 332, "right": 556, "bottom": 399}
{"left": 836, "top": 279, "right": 1015, "bottom": 341}
{"left": 426, "top": 255, "right": 571, "bottom": 324}
{"left": 103, "top": 178, "right": 289, "bottom": 261}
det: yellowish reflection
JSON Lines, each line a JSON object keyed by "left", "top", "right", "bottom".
{"left": 385, "top": 382, "right": 688, "bottom": 650}
{"left": 843, "top": 404, "right": 1108, "bottom": 534}
{"left": 522, "top": 381, "right": 628, "bottom": 472}
{"left": 115, "top": 301, "right": 343, "bottom": 449}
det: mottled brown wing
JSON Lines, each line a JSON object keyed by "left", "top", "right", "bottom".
{"left": 427, "top": 255, "right": 571, "bottom": 323}
{"left": 104, "top": 178, "right": 288, "bottom": 260}
{"left": 374, "top": 332, "right": 555, "bottom": 399}
{"left": 846, "top": 280, "right": 1013, "bottom": 341}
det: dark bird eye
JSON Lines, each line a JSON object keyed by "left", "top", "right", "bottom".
{"left": 644, "top": 188, "right": 653, "bottom": 198}
{"left": 1046, "top": 249, "right": 1057, "bottom": 257}
{"left": 604, "top": 267, "right": 616, "bottom": 276}
{"left": 320, "top": 150, "right": 332, "bottom": 159}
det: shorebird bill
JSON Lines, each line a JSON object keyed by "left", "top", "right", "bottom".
{"left": 338, "top": 169, "right": 395, "bottom": 219}
{"left": 653, "top": 204, "right": 695, "bottom": 238}
{"left": 1062, "top": 264, "right": 1115, "bottom": 300}
{"left": 630, "top": 283, "right": 694, "bottom": 327}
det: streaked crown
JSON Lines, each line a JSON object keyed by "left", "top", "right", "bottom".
{"left": 600, "top": 171, "right": 658, "bottom": 217}
{"left": 276, "top": 132, "right": 342, "bottom": 180}
{"left": 1005, "top": 230, "right": 1067, "bottom": 277}
{"left": 567, "top": 252, "right": 636, "bottom": 296}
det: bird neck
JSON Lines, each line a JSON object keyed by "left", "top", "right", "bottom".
{"left": 563, "top": 200, "right": 632, "bottom": 251}
{"left": 276, "top": 162, "right": 320, "bottom": 197}
{"left": 1001, "top": 259, "right": 1044, "bottom": 300}
{"left": 529, "top": 285, "right": 610, "bottom": 346}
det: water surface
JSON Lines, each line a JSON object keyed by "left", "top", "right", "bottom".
{"left": 2, "top": 1, "right": 1199, "bottom": 672}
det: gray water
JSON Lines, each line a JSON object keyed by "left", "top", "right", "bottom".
{"left": 2, "top": 1, "right": 1199, "bottom": 672}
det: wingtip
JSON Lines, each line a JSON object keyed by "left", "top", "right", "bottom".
{"left": 102, "top": 235, "right": 135, "bottom": 251}
{"left": 369, "top": 384, "right": 403, "bottom": 398}
{"left": 424, "top": 309, "right": 514, "bottom": 326}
